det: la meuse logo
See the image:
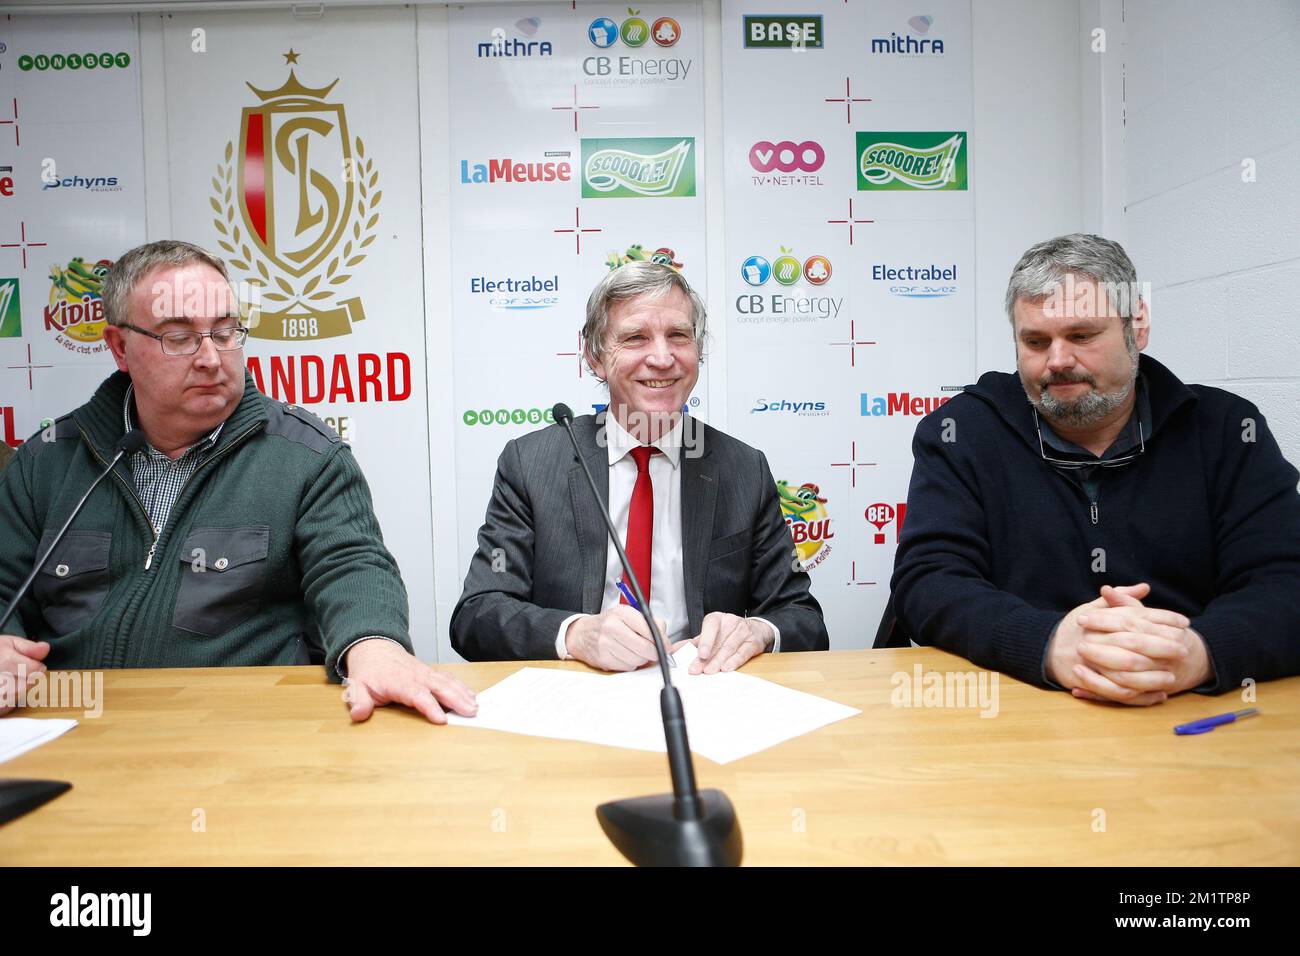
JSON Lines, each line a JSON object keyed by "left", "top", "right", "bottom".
{"left": 860, "top": 391, "right": 955, "bottom": 416}
{"left": 460, "top": 156, "right": 571, "bottom": 184}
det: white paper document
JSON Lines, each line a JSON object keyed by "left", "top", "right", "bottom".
{"left": 447, "top": 645, "right": 859, "bottom": 764}
{"left": 0, "top": 718, "right": 78, "bottom": 765}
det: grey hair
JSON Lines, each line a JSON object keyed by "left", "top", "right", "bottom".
{"left": 1004, "top": 233, "right": 1141, "bottom": 329}
{"left": 582, "top": 261, "right": 707, "bottom": 378}
{"left": 101, "top": 240, "right": 232, "bottom": 327}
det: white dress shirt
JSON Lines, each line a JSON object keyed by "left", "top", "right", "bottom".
{"left": 555, "top": 415, "right": 779, "bottom": 659}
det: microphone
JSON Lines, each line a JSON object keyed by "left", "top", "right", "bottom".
{"left": 0, "top": 429, "right": 146, "bottom": 633}
{"left": 0, "top": 429, "right": 140, "bottom": 826}
{"left": 552, "top": 402, "right": 741, "bottom": 867}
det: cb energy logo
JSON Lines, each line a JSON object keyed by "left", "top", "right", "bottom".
{"left": 589, "top": 11, "right": 681, "bottom": 48}
{"left": 777, "top": 480, "right": 834, "bottom": 570}
{"left": 736, "top": 247, "right": 841, "bottom": 323}
{"left": 857, "top": 132, "right": 967, "bottom": 191}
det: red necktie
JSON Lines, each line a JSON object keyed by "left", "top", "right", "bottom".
{"left": 622, "top": 445, "right": 660, "bottom": 605}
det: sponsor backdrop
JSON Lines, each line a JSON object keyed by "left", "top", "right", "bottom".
{"left": 0, "top": 2, "right": 975, "bottom": 658}
{"left": 445, "top": 0, "right": 708, "bottom": 646}
{"left": 0, "top": 15, "right": 147, "bottom": 459}
{"left": 722, "top": 0, "right": 974, "bottom": 643}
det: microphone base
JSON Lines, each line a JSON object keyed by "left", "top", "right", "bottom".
{"left": 597, "top": 788, "right": 742, "bottom": 867}
{"left": 0, "top": 778, "right": 72, "bottom": 826}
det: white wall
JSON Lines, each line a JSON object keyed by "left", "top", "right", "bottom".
{"left": 1122, "top": 0, "right": 1300, "bottom": 464}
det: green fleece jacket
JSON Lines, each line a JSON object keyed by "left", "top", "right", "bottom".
{"left": 0, "top": 370, "right": 412, "bottom": 676}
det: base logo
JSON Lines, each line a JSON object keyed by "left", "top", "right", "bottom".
{"left": 44, "top": 258, "right": 112, "bottom": 354}
{"left": 743, "top": 15, "right": 824, "bottom": 50}
{"left": 777, "top": 480, "right": 834, "bottom": 570}
{"left": 0, "top": 278, "right": 20, "bottom": 338}
{"left": 212, "top": 56, "right": 382, "bottom": 340}
{"left": 865, "top": 501, "right": 907, "bottom": 544}
{"left": 581, "top": 138, "right": 695, "bottom": 198}
{"left": 857, "top": 132, "right": 967, "bottom": 191}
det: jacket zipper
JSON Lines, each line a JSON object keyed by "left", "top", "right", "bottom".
{"left": 1090, "top": 500, "right": 1099, "bottom": 525}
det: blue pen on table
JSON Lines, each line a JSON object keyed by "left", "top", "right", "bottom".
{"left": 1174, "top": 707, "right": 1259, "bottom": 735}
{"left": 615, "top": 580, "right": 675, "bottom": 667}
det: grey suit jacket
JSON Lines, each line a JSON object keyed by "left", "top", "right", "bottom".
{"left": 451, "top": 413, "right": 829, "bottom": 660}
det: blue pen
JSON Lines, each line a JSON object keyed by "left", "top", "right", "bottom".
{"left": 1174, "top": 707, "right": 1259, "bottom": 735}
{"left": 615, "top": 581, "right": 675, "bottom": 667}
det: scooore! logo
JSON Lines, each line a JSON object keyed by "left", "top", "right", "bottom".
{"left": 44, "top": 257, "right": 112, "bottom": 354}
{"left": 212, "top": 54, "right": 382, "bottom": 340}
{"left": 478, "top": 17, "right": 553, "bottom": 58}
{"left": 581, "top": 138, "right": 695, "bottom": 198}
{"left": 743, "top": 15, "right": 824, "bottom": 49}
{"left": 463, "top": 407, "right": 556, "bottom": 427}
{"left": 871, "top": 15, "right": 945, "bottom": 55}
{"left": 872, "top": 263, "right": 958, "bottom": 297}
{"left": 736, "top": 247, "right": 841, "bottom": 324}
{"left": 42, "top": 173, "right": 121, "bottom": 192}
{"left": 857, "top": 132, "right": 967, "bottom": 190}
{"left": 459, "top": 151, "right": 572, "bottom": 184}
{"left": 470, "top": 274, "right": 559, "bottom": 311}
{"left": 589, "top": 11, "right": 681, "bottom": 48}
{"left": 605, "top": 244, "right": 683, "bottom": 270}
{"left": 860, "top": 389, "right": 960, "bottom": 417}
{"left": 0, "top": 277, "right": 21, "bottom": 338}
{"left": 18, "top": 51, "right": 131, "bottom": 71}
{"left": 777, "top": 481, "right": 834, "bottom": 570}
{"left": 753, "top": 398, "right": 828, "bottom": 417}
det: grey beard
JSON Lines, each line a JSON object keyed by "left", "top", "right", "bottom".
{"left": 1026, "top": 339, "right": 1140, "bottom": 429}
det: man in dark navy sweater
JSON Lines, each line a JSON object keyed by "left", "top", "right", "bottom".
{"left": 891, "top": 234, "right": 1300, "bottom": 705}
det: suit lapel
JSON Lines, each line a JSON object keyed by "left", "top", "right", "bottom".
{"left": 680, "top": 415, "right": 716, "bottom": 638}
{"left": 568, "top": 413, "right": 609, "bottom": 614}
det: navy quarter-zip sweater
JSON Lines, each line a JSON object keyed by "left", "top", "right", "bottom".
{"left": 891, "top": 354, "right": 1300, "bottom": 694}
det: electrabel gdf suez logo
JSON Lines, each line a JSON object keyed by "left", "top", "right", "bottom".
{"left": 581, "top": 138, "right": 696, "bottom": 198}
{"left": 857, "top": 132, "right": 967, "bottom": 190}
{"left": 777, "top": 481, "right": 833, "bottom": 571}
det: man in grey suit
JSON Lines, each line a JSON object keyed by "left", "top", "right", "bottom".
{"left": 452, "top": 261, "right": 828, "bottom": 672}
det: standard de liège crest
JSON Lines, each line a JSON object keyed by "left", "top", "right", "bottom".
{"left": 211, "top": 57, "right": 381, "bottom": 340}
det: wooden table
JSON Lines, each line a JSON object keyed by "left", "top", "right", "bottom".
{"left": 3, "top": 648, "right": 1297, "bottom": 865}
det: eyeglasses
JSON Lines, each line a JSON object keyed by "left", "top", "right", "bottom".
{"left": 120, "top": 323, "right": 248, "bottom": 356}
{"left": 1034, "top": 407, "right": 1145, "bottom": 470}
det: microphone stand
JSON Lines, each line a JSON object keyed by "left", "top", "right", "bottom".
{"left": 553, "top": 404, "right": 741, "bottom": 867}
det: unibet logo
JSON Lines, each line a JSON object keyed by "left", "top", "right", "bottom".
{"left": 463, "top": 407, "right": 556, "bottom": 427}
{"left": 590, "top": 11, "right": 680, "bottom": 48}
{"left": 18, "top": 51, "right": 131, "bottom": 71}
{"left": 777, "top": 480, "right": 833, "bottom": 570}
{"left": 743, "top": 15, "right": 824, "bottom": 49}
{"left": 857, "top": 131, "right": 968, "bottom": 191}
{"left": 0, "top": 278, "right": 21, "bottom": 338}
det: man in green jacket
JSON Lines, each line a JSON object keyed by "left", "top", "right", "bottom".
{"left": 0, "top": 240, "right": 475, "bottom": 724}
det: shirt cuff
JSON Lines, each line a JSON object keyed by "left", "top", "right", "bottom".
{"left": 337, "top": 635, "right": 406, "bottom": 678}
{"left": 750, "top": 616, "right": 780, "bottom": 653}
{"left": 556, "top": 614, "right": 586, "bottom": 660}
